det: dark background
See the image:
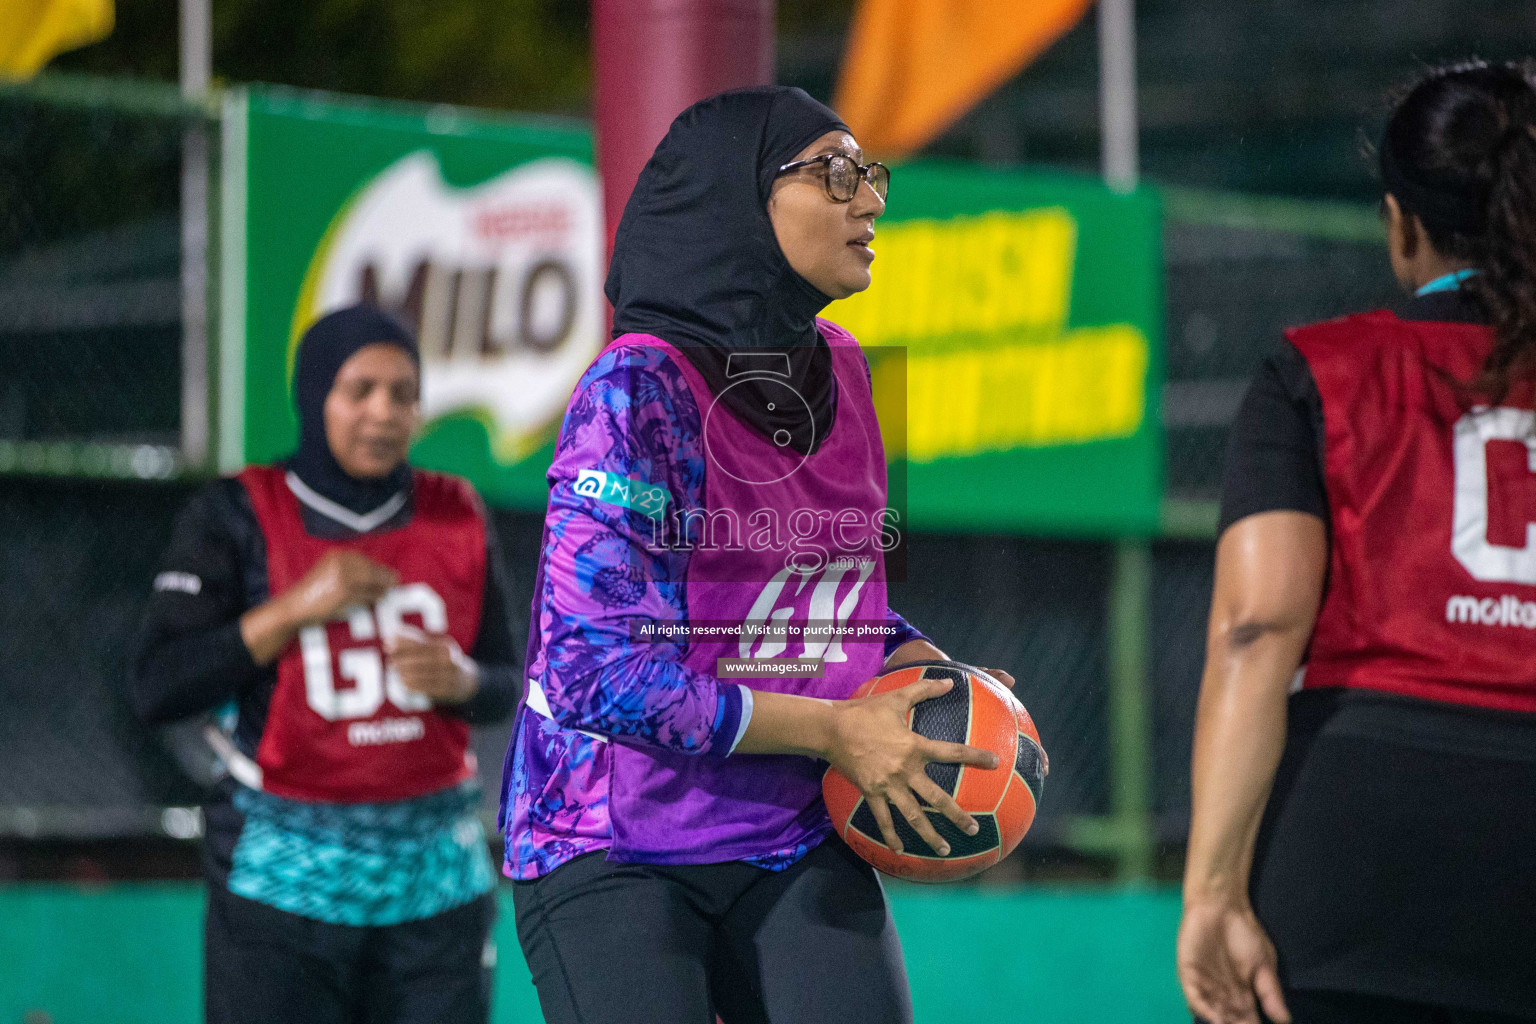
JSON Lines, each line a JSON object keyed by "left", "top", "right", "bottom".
{"left": 52, "top": 0, "right": 1536, "bottom": 200}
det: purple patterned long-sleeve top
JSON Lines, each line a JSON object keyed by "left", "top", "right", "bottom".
{"left": 499, "top": 344, "right": 926, "bottom": 879}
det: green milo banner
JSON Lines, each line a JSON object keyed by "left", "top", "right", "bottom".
{"left": 218, "top": 86, "right": 604, "bottom": 508}
{"left": 220, "top": 88, "right": 1163, "bottom": 534}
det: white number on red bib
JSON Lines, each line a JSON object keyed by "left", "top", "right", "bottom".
{"left": 298, "top": 583, "right": 448, "bottom": 721}
{"left": 1452, "top": 407, "right": 1536, "bottom": 584}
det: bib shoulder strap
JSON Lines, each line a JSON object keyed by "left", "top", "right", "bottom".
{"left": 236, "top": 464, "right": 293, "bottom": 532}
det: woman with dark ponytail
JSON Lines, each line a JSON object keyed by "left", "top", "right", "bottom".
{"left": 1385, "top": 61, "right": 1536, "bottom": 400}
{"left": 1178, "top": 62, "right": 1536, "bottom": 1024}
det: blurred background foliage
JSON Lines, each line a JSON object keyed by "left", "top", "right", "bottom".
{"left": 51, "top": 0, "right": 594, "bottom": 112}
{"left": 47, "top": 0, "right": 856, "bottom": 116}
{"left": 44, "top": 0, "right": 1536, "bottom": 204}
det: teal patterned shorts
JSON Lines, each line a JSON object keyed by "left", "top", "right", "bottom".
{"left": 228, "top": 781, "right": 495, "bottom": 927}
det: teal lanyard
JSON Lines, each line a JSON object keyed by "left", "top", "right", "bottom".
{"left": 1415, "top": 268, "right": 1479, "bottom": 296}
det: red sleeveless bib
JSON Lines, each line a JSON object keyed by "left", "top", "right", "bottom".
{"left": 1291, "top": 311, "right": 1536, "bottom": 712}
{"left": 239, "top": 465, "right": 486, "bottom": 802}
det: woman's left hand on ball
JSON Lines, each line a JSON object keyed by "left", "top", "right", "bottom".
{"left": 979, "top": 667, "right": 1015, "bottom": 689}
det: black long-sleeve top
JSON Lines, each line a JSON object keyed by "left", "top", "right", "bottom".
{"left": 129, "top": 474, "right": 521, "bottom": 760}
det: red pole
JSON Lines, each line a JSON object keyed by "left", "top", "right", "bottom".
{"left": 592, "top": 0, "right": 776, "bottom": 256}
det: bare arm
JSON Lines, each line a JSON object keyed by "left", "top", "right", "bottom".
{"left": 884, "top": 638, "right": 947, "bottom": 669}
{"left": 1178, "top": 511, "right": 1327, "bottom": 1024}
{"left": 730, "top": 638, "right": 954, "bottom": 758}
{"left": 884, "top": 638, "right": 1017, "bottom": 692}
{"left": 239, "top": 550, "right": 398, "bottom": 665}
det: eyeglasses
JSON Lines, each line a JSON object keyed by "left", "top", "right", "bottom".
{"left": 775, "top": 154, "right": 890, "bottom": 203}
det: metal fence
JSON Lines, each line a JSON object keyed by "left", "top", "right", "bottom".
{"left": 0, "top": 77, "right": 216, "bottom": 482}
{"left": 0, "top": 74, "right": 1397, "bottom": 880}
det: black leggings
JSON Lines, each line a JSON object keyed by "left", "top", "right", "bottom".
{"left": 1251, "top": 693, "right": 1536, "bottom": 1020}
{"left": 512, "top": 837, "right": 912, "bottom": 1024}
{"left": 204, "top": 884, "right": 495, "bottom": 1024}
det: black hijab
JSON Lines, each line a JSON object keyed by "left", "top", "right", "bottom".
{"left": 605, "top": 86, "right": 849, "bottom": 455}
{"left": 288, "top": 304, "right": 419, "bottom": 514}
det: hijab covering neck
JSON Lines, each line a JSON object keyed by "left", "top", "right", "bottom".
{"left": 606, "top": 86, "right": 850, "bottom": 455}
{"left": 287, "top": 304, "right": 419, "bottom": 516}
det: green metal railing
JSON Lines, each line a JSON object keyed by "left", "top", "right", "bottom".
{"left": 0, "top": 70, "right": 217, "bottom": 118}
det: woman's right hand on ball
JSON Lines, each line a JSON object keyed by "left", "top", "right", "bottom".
{"left": 826, "top": 676, "right": 1000, "bottom": 857}
{"left": 282, "top": 550, "right": 399, "bottom": 627}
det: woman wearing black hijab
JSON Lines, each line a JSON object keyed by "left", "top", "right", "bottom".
{"left": 501, "top": 87, "right": 1021, "bottom": 1023}
{"left": 131, "top": 305, "right": 521, "bottom": 1024}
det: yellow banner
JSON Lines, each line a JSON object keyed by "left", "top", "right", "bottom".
{"left": 832, "top": 208, "right": 1077, "bottom": 346}
{"left": 827, "top": 208, "right": 1150, "bottom": 462}
{"left": 0, "top": 0, "right": 113, "bottom": 79}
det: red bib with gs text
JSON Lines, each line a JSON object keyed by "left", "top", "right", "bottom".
{"left": 1291, "top": 311, "right": 1536, "bottom": 713}
{"left": 239, "top": 465, "right": 486, "bottom": 802}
